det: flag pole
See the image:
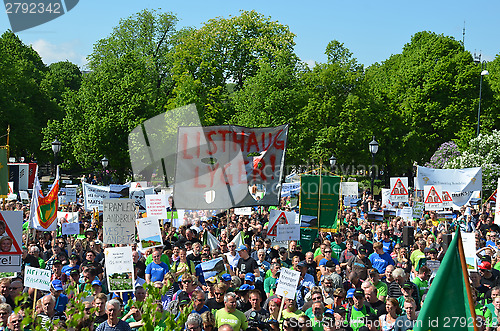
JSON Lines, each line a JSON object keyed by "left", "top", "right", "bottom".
{"left": 457, "top": 230, "right": 479, "bottom": 331}
{"left": 317, "top": 159, "right": 322, "bottom": 232}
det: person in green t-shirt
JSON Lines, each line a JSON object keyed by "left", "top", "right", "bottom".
{"left": 264, "top": 262, "right": 280, "bottom": 296}
{"left": 412, "top": 265, "right": 430, "bottom": 298}
{"left": 367, "top": 268, "right": 388, "bottom": 302}
{"left": 331, "top": 233, "right": 346, "bottom": 259}
{"left": 215, "top": 292, "right": 248, "bottom": 331}
{"left": 349, "top": 289, "right": 375, "bottom": 331}
{"left": 409, "top": 240, "right": 426, "bottom": 270}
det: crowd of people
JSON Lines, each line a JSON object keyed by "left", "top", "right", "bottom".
{"left": 0, "top": 187, "right": 499, "bottom": 331}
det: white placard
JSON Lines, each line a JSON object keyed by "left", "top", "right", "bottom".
{"left": 145, "top": 194, "right": 168, "bottom": 219}
{"left": 462, "top": 232, "right": 477, "bottom": 272}
{"left": 390, "top": 177, "right": 409, "bottom": 202}
{"left": 129, "top": 187, "right": 155, "bottom": 212}
{"left": 24, "top": 266, "right": 51, "bottom": 291}
{"left": 57, "top": 211, "right": 78, "bottom": 223}
{"left": 83, "top": 182, "right": 110, "bottom": 211}
{"left": 275, "top": 268, "right": 300, "bottom": 299}
{"left": 276, "top": 224, "right": 300, "bottom": 241}
{"left": 399, "top": 207, "right": 413, "bottom": 222}
{"left": 62, "top": 222, "right": 80, "bottom": 236}
{"left": 103, "top": 199, "right": 136, "bottom": 245}
{"left": 495, "top": 179, "right": 500, "bottom": 226}
{"left": 0, "top": 211, "right": 23, "bottom": 272}
{"left": 424, "top": 185, "right": 443, "bottom": 211}
{"left": 136, "top": 217, "right": 163, "bottom": 249}
{"left": 381, "top": 188, "right": 392, "bottom": 208}
{"left": 131, "top": 181, "right": 148, "bottom": 189}
{"left": 234, "top": 207, "right": 253, "bottom": 216}
{"left": 64, "top": 187, "right": 78, "bottom": 203}
{"left": 105, "top": 246, "right": 135, "bottom": 293}
{"left": 341, "top": 182, "right": 358, "bottom": 197}
{"left": 267, "top": 210, "right": 299, "bottom": 247}
{"left": 19, "top": 191, "right": 29, "bottom": 203}
{"left": 412, "top": 202, "right": 424, "bottom": 219}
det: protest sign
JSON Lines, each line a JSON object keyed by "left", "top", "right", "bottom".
{"left": 103, "top": 199, "right": 135, "bottom": 245}
{"left": 397, "top": 207, "right": 413, "bottom": 222}
{"left": 299, "top": 175, "right": 340, "bottom": 231}
{"left": 268, "top": 210, "right": 299, "bottom": 247}
{"left": 24, "top": 266, "right": 51, "bottom": 291}
{"left": 461, "top": 232, "right": 476, "bottom": 272}
{"left": 105, "top": 246, "right": 134, "bottom": 292}
{"left": 416, "top": 166, "right": 482, "bottom": 206}
{"left": 200, "top": 257, "right": 225, "bottom": 283}
{"left": 281, "top": 182, "right": 300, "bottom": 198}
{"left": 390, "top": 177, "right": 409, "bottom": 202}
{"left": 129, "top": 187, "right": 155, "bottom": 212}
{"left": 145, "top": 194, "right": 168, "bottom": 219}
{"left": 381, "top": 188, "right": 392, "bottom": 208}
{"left": 174, "top": 124, "right": 289, "bottom": 209}
{"left": 276, "top": 224, "right": 300, "bottom": 241}
{"left": 136, "top": 217, "right": 163, "bottom": 249}
{"left": 424, "top": 185, "right": 443, "bottom": 211}
{"left": 83, "top": 182, "right": 110, "bottom": 211}
{"left": 62, "top": 222, "right": 80, "bottom": 236}
{"left": 19, "top": 191, "right": 29, "bottom": 203}
{"left": 275, "top": 268, "right": 300, "bottom": 299}
{"left": 412, "top": 202, "right": 424, "bottom": 219}
{"left": 57, "top": 211, "right": 78, "bottom": 223}
{"left": 0, "top": 211, "right": 23, "bottom": 272}
{"left": 341, "top": 182, "right": 358, "bottom": 197}
{"left": 234, "top": 207, "right": 253, "bottom": 216}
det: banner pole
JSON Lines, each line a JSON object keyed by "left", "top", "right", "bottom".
{"left": 457, "top": 230, "right": 479, "bottom": 331}
{"left": 317, "top": 160, "right": 322, "bottom": 232}
{"left": 277, "top": 295, "right": 285, "bottom": 322}
{"left": 32, "top": 288, "right": 37, "bottom": 318}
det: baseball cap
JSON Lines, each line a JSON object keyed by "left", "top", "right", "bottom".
{"left": 70, "top": 254, "right": 78, "bottom": 260}
{"left": 479, "top": 261, "right": 492, "bottom": 270}
{"left": 297, "top": 260, "right": 307, "bottom": 268}
{"left": 245, "top": 273, "right": 255, "bottom": 282}
{"left": 70, "top": 269, "right": 79, "bottom": 276}
{"left": 51, "top": 280, "right": 63, "bottom": 291}
{"left": 358, "top": 247, "right": 368, "bottom": 254}
{"left": 237, "top": 284, "right": 255, "bottom": 291}
{"left": 368, "top": 268, "right": 379, "bottom": 275}
{"left": 346, "top": 288, "right": 355, "bottom": 299}
{"left": 94, "top": 240, "right": 102, "bottom": 245}
{"left": 353, "top": 289, "right": 365, "bottom": 297}
{"left": 402, "top": 282, "right": 413, "bottom": 290}
{"left": 178, "top": 291, "right": 191, "bottom": 305}
{"left": 333, "top": 288, "right": 346, "bottom": 297}
{"left": 92, "top": 279, "right": 102, "bottom": 286}
{"left": 221, "top": 273, "right": 232, "bottom": 282}
{"left": 325, "top": 260, "right": 336, "bottom": 268}
{"left": 53, "top": 259, "right": 62, "bottom": 265}
{"left": 236, "top": 245, "right": 247, "bottom": 252}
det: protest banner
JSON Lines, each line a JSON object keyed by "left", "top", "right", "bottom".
{"left": 276, "top": 268, "right": 300, "bottom": 299}
{"left": 174, "top": 124, "right": 289, "bottom": 209}
{"left": 200, "top": 257, "right": 226, "bottom": 283}
{"left": 234, "top": 207, "right": 253, "bottom": 216}
{"left": 145, "top": 194, "right": 168, "bottom": 219}
{"left": 341, "top": 182, "right": 358, "bottom": 197}
{"left": 136, "top": 217, "right": 163, "bottom": 249}
{"left": 390, "top": 177, "right": 409, "bottom": 202}
{"left": 83, "top": 182, "right": 110, "bottom": 211}
{"left": 281, "top": 182, "right": 300, "bottom": 198}
{"left": 24, "top": 266, "right": 51, "bottom": 291}
{"left": 424, "top": 185, "right": 443, "bottom": 211}
{"left": 62, "top": 222, "right": 80, "bottom": 236}
{"left": 105, "top": 246, "right": 134, "bottom": 292}
{"left": 0, "top": 211, "right": 22, "bottom": 272}
{"left": 29, "top": 166, "right": 59, "bottom": 231}
{"left": 299, "top": 175, "right": 340, "bottom": 231}
{"left": 109, "top": 184, "right": 130, "bottom": 199}
{"left": 276, "top": 223, "right": 300, "bottom": 241}
{"left": 103, "top": 199, "right": 135, "bottom": 245}
{"left": 129, "top": 187, "right": 155, "bottom": 212}
{"left": 416, "top": 166, "right": 482, "bottom": 206}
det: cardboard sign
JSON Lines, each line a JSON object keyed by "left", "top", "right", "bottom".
{"left": 103, "top": 199, "right": 136, "bottom": 245}
{"left": 83, "top": 182, "right": 110, "bottom": 211}
{"left": 390, "top": 177, "right": 409, "bottom": 202}
{"left": 136, "top": 217, "right": 163, "bottom": 249}
{"left": 276, "top": 224, "right": 300, "bottom": 241}
{"left": 424, "top": 185, "right": 443, "bottom": 211}
{"left": 341, "top": 182, "right": 358, "bottom": 197}
{"left": 105, "top": 246, "right": 134, "bottom": 293}
{"left": 275, "top": 268, "right": 300, "bottom": 299}
{"left": 62, "top": 222, "right": 80, "bottom": 236}
{"left": 24, "top": 266, "right": 51, "bottom": 291}
{"left": 145, "top": 194, "right": 168, "bottom": 219}
{"left": 0, "top": 211, "right": 23, "bottom": 272}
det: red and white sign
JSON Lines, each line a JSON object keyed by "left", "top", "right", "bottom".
{"left": 145, "top": 194, "right": 168, "bottom": 219}
{"left": 0, "top": 211, "right": 23, "bottom": 272}
{"left": 424, "top": 185, "right": 443, "bottom": 211}
{"left": 441, "top": 191, "right": 453, "bottom": 208}
{"left": 390, "top": 177, "right": 409, "bottom": 202}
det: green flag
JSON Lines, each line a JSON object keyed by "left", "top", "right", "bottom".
{"left": 299, "top": 175, "right": 340, "bottom": 231}
{"left": 414, "top": 228, "right": 476, "bottom": 331}
{"left": 0, "top": 149, "right": 7, "bottom": 197}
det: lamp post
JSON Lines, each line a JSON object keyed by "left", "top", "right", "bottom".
{"left": 369, "top": 136, "right": 379, "bottom": 195}
{"left": 51, "top": 138, "right": 62, "bottom": 177}
{"left": 329, "top": 155, "right": 336, "bottom": 169}
{"left": 477, "top": 61, "right": 489, "bottom": 137}
{"left": 101, "top": 156, "right": 109, "bottom": 184}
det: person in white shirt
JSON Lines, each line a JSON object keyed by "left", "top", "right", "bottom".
{"left": 225, "top": 242, "right": 240, "bottom": 270}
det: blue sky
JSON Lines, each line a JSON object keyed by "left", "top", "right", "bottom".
{"left": 1, "top": 0, "right": 499, "bottom": 69}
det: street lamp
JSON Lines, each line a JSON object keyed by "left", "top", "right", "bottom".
{"left": 51, "top": 138, "right": 62, "bottom": 177}
{"left": 329, "top": 155, "right": 336, "bottom": 169}
{"left": 101, "top": 156, "right": 109, "bottom": 184}
{"left": 477, "top": 61, "right": 489, "bottom": 137}
{"left": 369, "top": 136, "right": 379, "bottom": 195}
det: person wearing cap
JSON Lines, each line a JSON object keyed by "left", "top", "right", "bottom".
{"left": 61, "top": 254, "right": 80, "bottom": 277}
{"left": 295, "top": 260, "right": 316, "bottom": 309}
{"left": 81, "top": 250, "right": 104, "bottom": 278}
{"left": 92, "top": 279, "right": 104, "bottom": 296}
{"left": 396, "top": 281, "right": 419, "bottom": 311}
{"left": 50, "top": 280, "right": 69, "bottom": 313}
{"left": 348, "top": 289, "right": 375, "bottom": 331}
{"left": 235, "top": 245, "right": 259, "bottom": 281}
{"left": 235, "top": 284, "right": 254, "bottom": 312}
{"left": 214, "top": 292, "right": 248, "bottom": 331}
{"left": 347, "top": 246, "right": 372, "bottom": 280}
{"left": 478, "top": 260, "right": 500, "bottom": 298}
{"left": 319, "top": 247, "right": 339, "bottom": 279}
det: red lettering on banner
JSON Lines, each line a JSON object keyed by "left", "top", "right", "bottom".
{"left": 221, "top": 163, "right": 233, "bottom": 185}
{"left": 270, "top": 154, "right": 276, "bottom": 180}
{"left": 206, "top": 131, "right": 218, "bottom": 155}
{"left": 262, "top": 132, "right": 272, "bottom": 150}
{"left": 218, "top": 130, "right": 231, "bottom": 152}
{"left": 194, "top": 167, "right": 206, "bottom": 188}
{"left": 233, "top": 132, "right": 245, "bottom": 151}
{"left": 246, "top": 132, "right": 259, "bottom": 152}
{"left": 182, "top": 134, "right": 192, "bottom": 159}
{"left": 273, "top": 130, "right": 285, "bottom": 150}
{"left": 238, "top": 160, "right": 249, "bottom": 184}
{"left": 253, "top": 158, "right": 267, "bottom": 182}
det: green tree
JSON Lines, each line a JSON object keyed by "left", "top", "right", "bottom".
{"left": 40, "top": 61, "right": 82, "bottom": 105}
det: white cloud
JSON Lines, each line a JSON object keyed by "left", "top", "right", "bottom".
{"left": 304, "top": 59, "right": 317, "bottom": 69}
{"left": 30, "top": 39, "right": 88, "bottom": 68}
